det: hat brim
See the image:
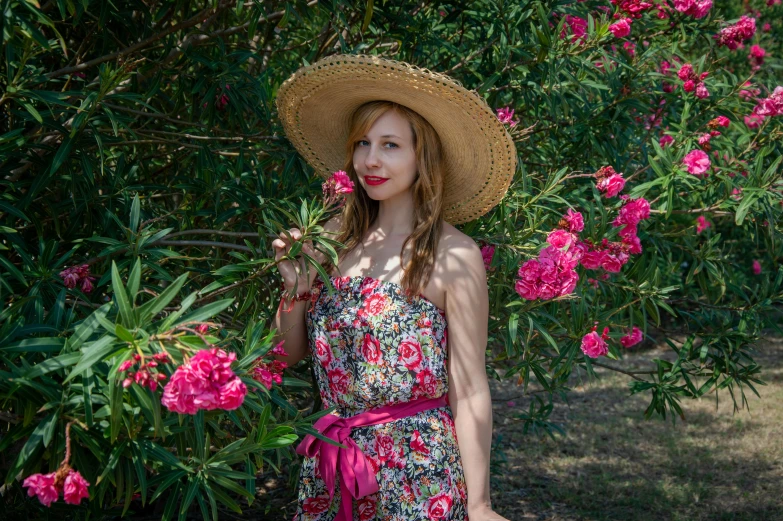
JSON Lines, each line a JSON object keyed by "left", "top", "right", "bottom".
{"left": 275, "top": 54, "right": 517, "bottom": 224}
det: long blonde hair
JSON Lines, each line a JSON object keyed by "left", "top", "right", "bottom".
{"left": 331, "top": 101, "right": 445, "bottom": 295}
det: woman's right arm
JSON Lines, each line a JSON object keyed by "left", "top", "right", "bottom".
{"left": 270, "top": 216, "right": 342, "bottom": 367}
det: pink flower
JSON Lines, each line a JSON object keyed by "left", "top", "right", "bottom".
{"left": 623, "top": 41, "right": 636, "bottom": 57}
{"left": 620, "top": 326, "right": 643, "bottom": 348}
{"left": 745, "top": 113, "right": 765, "bottom": 128}
{"left": 496, "top": 106, "right": 519, "bottom": 127}
{"left": 609, "top": 18, "right": 632, "bottom": 38}
{"left": 322, "top": 170, "right": 354, "bottom": 205}
{"left": 547, "top": 229, "right": 576, "bottom": 249}
{"left": 753, "top": 87, "right": 783, "bottom": 117}
{"left": 119, "top": 360, "right": 134, "bottom": 372}
{"left": 562, "top": 209, "right": 584, "bottom": 233}
{"left": 561, "top": 15, "right": 588, "bottom": 43}
{"left": 696, "top": 215, "right": 712, "bottom": 234}
{"left": 63, "top": 470, "right": 90, "bottom": 505}
{"left": 677, "top": 63, "right": 695, "bottom": 81}
{"left": 611, "top": 0, "right": 654, "bottom": 17}
{"left": 659, "top": 134, "right": 674, "bottom": 147}
{"left": 695, "top": 83, "right": 710, "bottom": 99}
{"left": 597, "top": 174, "right": 626, "bottom": 198}
{"left": 270, "top": 340, "right": 288, "bottom": 356}
{"left": 195, "top": 323, "right": 209, "bottom": 334}
{"left": 161, "top": 348, "right": 247, "bottom": 414}
{"left": 682, "top": 149, "right": 711, "bottom": 176}
{"left": 710, "top": 116, "right": 730, "bottom": 128}
{"left": 481, "top": 244, "right": 495, "bottom": 270}
{"left": 750, "top": 44, "right": 766, "bottom": 58}
{"left": 613, "top": 197, "right": 651, "bottom": 227}
{"left": 752, "top": 260, "right": 761, "bottom": 274}
{"left": 673, "top": 0, "right": 713, "bottom": 18}
{"left": 23, "top": 472, "right": 59, "bottom": 507}
{"left": 714, "top": 16, "right": 756, "bottom": 50}
{"left": 580, "top": 331, "right": 608, "bottom": 358}
{"left": 59, "top": 264, "right": 97, "bottom": 293}
{"left": 683, "top": 80, "right": 696, "bottom": 93}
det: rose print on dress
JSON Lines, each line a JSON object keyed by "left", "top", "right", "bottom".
{"left": 361, "top": 333, "right": 383, "bottom": 364}
{"left": 294, "top": 275, "right": 469, "bottom": 520}
{"left": 397, "top": 336, "right": 423, "bottom": 370}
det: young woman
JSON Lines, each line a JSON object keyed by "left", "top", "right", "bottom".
{"left": 271, "top": 55, "right": 516, "bottom": 521}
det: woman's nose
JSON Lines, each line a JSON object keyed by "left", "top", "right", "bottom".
{"left": 365, "top": 146, "right": 381, "bottom": 168}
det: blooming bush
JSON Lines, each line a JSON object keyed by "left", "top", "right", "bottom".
{"left": 1, "top": 0, "right": 782, "bottom": 518}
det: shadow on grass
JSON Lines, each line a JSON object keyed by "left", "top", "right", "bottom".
{"left": 488, "top": 336, "right": 783, "bottom": 521}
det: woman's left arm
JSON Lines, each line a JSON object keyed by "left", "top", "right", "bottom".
{"left": 444, "top": 240, "right": 509, "bottom": 521}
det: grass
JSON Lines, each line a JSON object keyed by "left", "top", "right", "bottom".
{"left": 488, "top": 333, "right": 783, "bottom": 521}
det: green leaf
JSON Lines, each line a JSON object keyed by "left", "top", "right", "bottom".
{"left": 64, "top": 335, "right": 118, "bottom": 383}
{"left": 127, "top": 257, "right": 141, "bottom": 301}
{"left": 138, "top": 272, "right": 188, "bottom": 322}
{"left": 111, "top": 261, "right": 134, "bottom": 327}
{"left": 130, "top": 194, "right": 141, "bottom": 233}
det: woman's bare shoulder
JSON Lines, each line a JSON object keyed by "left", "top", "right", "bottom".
{"left": 435, "top": 221, "right": 484, "bottom": 288}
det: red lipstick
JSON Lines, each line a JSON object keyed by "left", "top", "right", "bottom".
{"left": 364, "top": 176, "right": 389, "bottom": 186}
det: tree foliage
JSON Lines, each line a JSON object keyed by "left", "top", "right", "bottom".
{"left": 1, "top": 0, "right": 782, "bottom": 518}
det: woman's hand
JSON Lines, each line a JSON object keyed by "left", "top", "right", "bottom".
{"left": 271, "top": 227, "right": 319, "bottom": 295}
{"left": 468, "top": 506, "right": 511, "bottom": 521}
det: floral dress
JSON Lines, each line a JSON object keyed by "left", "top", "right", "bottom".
{"left": 292, "top": 275, "right": 470, "bottom": 521}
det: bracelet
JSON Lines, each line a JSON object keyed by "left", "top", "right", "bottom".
{"left": 279, "top": 283, "right": 314, "bottom": 313}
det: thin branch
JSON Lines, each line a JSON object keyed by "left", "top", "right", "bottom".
{"left": 45, "top": 5, "right": 223, "bottom": 79}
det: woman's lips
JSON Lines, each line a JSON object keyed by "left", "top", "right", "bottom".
{"left": 364, "top": 176, "right": 389, "bottom": 186}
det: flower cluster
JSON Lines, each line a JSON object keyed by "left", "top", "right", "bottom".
{"left": 250, "top": 341, "right": 289, "bottom": 390}
{"left": 161, "top": 348, "right": 247, "bottom": 414}
{"left": 480, "top": 244, "right": 495, "bottom": 271}
{"left": 611, "top": 0, "right": 653, "bottom": 18}
{"left": 24, "top": 469, "right": 90, "bottom": 507}
{"left": 749, "top": 45, "right": 766, "bottom": 70}
{"left": 119, "top": 352, "right": 170, "bottom": 391}
{"left": 609, "top": 18, "right": 632, "bottom": 38}
{"left": 682, "top": 149, "right": 711, "bottom": 177}
{"left": 677, "top": 63, "right": 710, "bottom": 99}
{"left": 580, "top": 324, "right": 643, "bottom": 359}
{"left": 515, "top": 209, "right": 584, "bottom": 301}
{"left": 496, "top": 106, "right": 518, "bottom": 127}
{"left": 59, "top": 264, "right": 97, "bottom": 293}
{"left": 322, "top": 170, "right": 354, "bottom": 207}
{"left": 594, "top": 166, "right": 626, "bottom": 198}
{"left": 560, "top": 15, "right": 587, "bottom": 43}
{"left": 746, "top": 86, "right": 783, "bottom": 128}
{"left": 714, "top": 16, "right": 756, "bottom": 50}
{"left": 672, "top": 0, "right": 713, "bottom": 18}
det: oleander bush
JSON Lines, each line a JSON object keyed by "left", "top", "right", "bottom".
{"left": 1, "top": 0, "right": 782, "bottom": 518}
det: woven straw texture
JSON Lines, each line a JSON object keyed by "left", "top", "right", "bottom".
{"left": 275, "top": 54, "right": 517, "bottom": 224}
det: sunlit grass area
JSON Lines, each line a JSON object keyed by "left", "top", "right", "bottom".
{"left": 489, "top": 333, "right": 783, "bottom": 521}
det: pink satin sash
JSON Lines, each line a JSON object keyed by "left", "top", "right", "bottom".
{"left": 295, "top": 394, "right": 450, "bottom": 521}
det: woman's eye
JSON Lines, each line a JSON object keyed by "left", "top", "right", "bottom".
{"left": 385, "top": 142, "right": 398, "bottom": 148}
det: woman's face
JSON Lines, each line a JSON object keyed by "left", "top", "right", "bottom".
{"left": 353, "top": 109, "right": 418, "bottom": 201}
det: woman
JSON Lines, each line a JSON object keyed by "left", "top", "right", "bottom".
{"left": 271, "top": 55, "right": 516, "bottom": 521}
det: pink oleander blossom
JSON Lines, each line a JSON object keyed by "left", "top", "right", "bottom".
{"left": 322, "top": 170, "right": 354, "bottom": 206}
{"left": 682, "top": 149, "right": 711, "bottom": 176}
{"left": 597, "top": 174, "right": 626, "bottom": 197}
{"left": 23, "top": 472, "right": 60, "bottom": 507}
{"left": 63, "top": 471, "right": 90, "bottom": 505}
{"left": 481, "top": 244, "right": 495, "bottom": 270}
{"left": 673, "top": 0, "right": 713, "bottom": 18}
{"left": 561, "top": 15, "right": 588, "bottom": 43}
{"left": 609, "top": 18, "right": 632, "bottom": 37}
{"left": 547, "top": 229, "right": 576, "bottom": 249}
{"left": 714, "top": 16, "right": 756, "bottom": 50}
{"left": 753, "top": 87, "right": 783, "bottom": 117}
{"left": 696, "top": 215, "right": 712, "bottom": 234}
{"left": 659, "top": 134, "right": 674, "bottom": 147}
{"left": 613, "top": 197, "right": 651, "bottom": 227}
{"left": 496, "top": 106, "right": 519, "bottom": 127}
{"left": 59, "top": 264, "right": 97, "bottom": 294}
{"left": 515, "top": 245, "right": 580, "bottom": 301}
{"left": 752, "top": 260, "right": 762, "bottom": 274}
{"left": 161, "top": 348, "right": 247, "bottom": 414}
{"left": 611, "top": 0, "right": 654, "bottom": 17}
{"left": 695, "top": 83, "right": 710, "bottom": 99}
{"left": 581, "top": 331, "right": 608, "bottom": 358}
{"left": 562, "top": 208, "right": 584, "bottom": 233}
{"left": 620, "top": 326, "right": 643, "bottom": 348}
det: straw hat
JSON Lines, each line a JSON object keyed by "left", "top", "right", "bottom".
{"left": 275, "top": 54, "right": 517, "bottom": 224}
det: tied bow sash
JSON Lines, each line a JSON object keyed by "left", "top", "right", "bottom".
{"left": 295, "top": 394, "right": 450, "bottom": 521}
